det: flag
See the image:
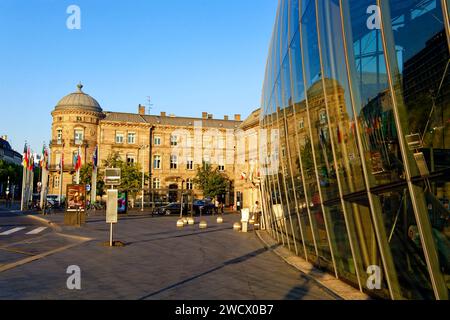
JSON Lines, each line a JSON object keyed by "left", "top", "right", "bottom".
{"left": 22, "top": 143, "right": 28, "bottom": 168}
{"left": 92, "top": 146, "right": 98, "bottom": 168}
{"left": 40, "top": 145, "right": 49, "bottom": 170}
{"left": 74, "top": 147, "right": 82, "bottom": 171}
{"left": 336, "top": 125, "right": 342, "bottom": 144}
{"left": 28, "top": 151, "right": 34, "bottom": 171}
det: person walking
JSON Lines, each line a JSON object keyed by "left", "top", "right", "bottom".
{"left": 254, "top": 201, "right": 261, "bottom": 227}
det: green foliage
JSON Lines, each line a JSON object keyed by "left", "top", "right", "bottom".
{"left": 193, "top": 162, "right": 229, "bottom": 199}
{"left": 0, "top": 160, "right": 22, "bottom": 185}
{"left": 80, "top": 163, "right": 105, "bottom": 197}
{"left": 103, "top": 152, "right": 147, "bottom": 198}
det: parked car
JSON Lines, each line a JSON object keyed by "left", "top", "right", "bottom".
{"left": 153, "top": 203, "right": 188, "bottom": 216}
{"left": 193, "top": 199, "right": 215, "bottom": 215}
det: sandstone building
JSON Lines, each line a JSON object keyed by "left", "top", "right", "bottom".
{"left": 48, "top": 83, "right": 245, "bottom": 206}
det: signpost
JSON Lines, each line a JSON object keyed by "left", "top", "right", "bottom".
{"left": 106, "top": 189, "right": 118, "bottom": 247}
{"left": 104, "top": 168, "right": 121, "bottom": 247}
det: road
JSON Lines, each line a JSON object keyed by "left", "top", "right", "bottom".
{"left": 0, "top": 207, "right": 336, "bottom": 300}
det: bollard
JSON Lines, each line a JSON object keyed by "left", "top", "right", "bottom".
{"left": 182, "top": 217, "right": 188, "bottom": 225}
{"left": 217, "top": 216, "right": 224, "bottom": 224}
{"left": 188, "top": 217, "right": 195, "bottom": 225}
{"left": 199, "top": 220, "right": 208, "bottom": 229}
{"left": 176, "top": 219, "right": 184, "bottom": 228}
{"left": 233, "top": 222, "right": 241, "bottom": 231}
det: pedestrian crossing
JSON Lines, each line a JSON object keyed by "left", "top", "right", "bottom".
{"left": 0, "top": 226, "right": 48, "bottom": 236}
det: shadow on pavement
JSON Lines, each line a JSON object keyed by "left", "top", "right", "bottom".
{"left": 138, "top": 244, "right": 280, "bottom": 300}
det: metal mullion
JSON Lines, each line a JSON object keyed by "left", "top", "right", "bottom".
{"left": 314, "top": 0, "right": 363, "bottom": 291}
{"left": 377, "top": 0, "right": 448, "bottom": 300}
{"left": 338, "top": 0, "right": 401, "bottom": 300}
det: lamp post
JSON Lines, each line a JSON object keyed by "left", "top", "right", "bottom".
{"left": 179, "top": 179, "right": 185, "bottom": 219}
{"left": 139, "top": 144, "right": 149, "bottom": 212}
{"left": 6, "top": 176, "right": 10, "bottom": 208}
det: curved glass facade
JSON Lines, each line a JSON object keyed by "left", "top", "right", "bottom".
{"left": 260, "top": 0, "right": 449, "bottom": 300}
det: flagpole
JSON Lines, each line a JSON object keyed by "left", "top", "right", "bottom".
{"left": 20, "top": 164, "right": 27, "bottom": 211}
{"left": 91, "top": 146, "right": 98, "bottom": 205}
{"left": 75, "top": 146, "right": 81, "bottom": 185}
{"left": 59, "top": 154, "right": 63, "bottom": 206}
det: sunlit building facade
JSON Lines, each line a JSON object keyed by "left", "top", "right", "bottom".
{"left": 259, "top": 0, "right": 449, "bottom": 299}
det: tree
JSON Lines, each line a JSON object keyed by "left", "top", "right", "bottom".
{"left": 103, "top": 152, "right": 147, "bottom": 202}
{"left": 80, "top": 163, "right": 105, "bottom": 198}
{"left": 0, "top": 160, "right": 22, "bottom": 197}
{"left": 193, "top": 162, "right": 229, "bottom": 200}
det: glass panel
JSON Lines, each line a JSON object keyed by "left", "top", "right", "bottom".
{"left": 289, "top": 0, "right": 300, "bottom": 45}
{"left": 344, "top": 0, "right": 437, "bottom": 299}
{"left": 300, "top": 0, "right": 333, "bottom": 269}
{"left": 384, "top": 0, "right": 449, "bottom": 299}
{"left": 289, "top": 27, "right": 318, "bottom": 262}
{"left": 318, "top": 0, "right": 384, "bottom": 293}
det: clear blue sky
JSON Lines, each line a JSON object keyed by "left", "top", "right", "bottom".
{"left": 0, "top": 0, "right": 277, "bottom": 153}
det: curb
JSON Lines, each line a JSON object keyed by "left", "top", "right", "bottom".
{"left": 255, "top": 230, "right": 371, "bottom": 300}
{"left": 17, "top": 211, "right": 63, "bottom": 233}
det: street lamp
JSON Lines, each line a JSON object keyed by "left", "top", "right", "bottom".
{"left": 5, "top": 176, "right": 10, "bottom": 208}
{"left": 139, "top": 145, "right": 149, "bottom": 212}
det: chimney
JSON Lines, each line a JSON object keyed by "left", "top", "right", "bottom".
{"left": 138, "top": 104, "right": 146, "bottom": 115}
{"left": 208, "top": 114, "right": 213, "bottom": 120}
{"left": 234, "top": 114, "right": 241, "bottom": 121}
{"left": 202, "top": 112, "right": 208, "bottom": 120}
{"left": 224, "top": 115, "right": 229, "bottom": 121}
{"left": 160, "top": 112, "right": 166, "bottom": 117}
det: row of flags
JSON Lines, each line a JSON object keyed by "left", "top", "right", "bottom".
{"left": 22, "top": 143, "right": 99, "bottom": 171}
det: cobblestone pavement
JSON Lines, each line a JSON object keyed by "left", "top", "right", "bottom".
{"left": 0, "top": 211, "right": 336, "bottom": 300}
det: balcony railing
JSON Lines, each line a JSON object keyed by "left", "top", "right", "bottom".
{"left": 70, "top": 139, "right": 89, "bottom": 147}
{"left": 49, "top": 139, "right": 64, "bottom": 147}
{"left": 48, "top": 164, "right": 76, "bottom": 172}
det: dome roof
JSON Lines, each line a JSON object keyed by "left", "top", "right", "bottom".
{"left": 55, "top": 83, "right": 102, "bottom": 113}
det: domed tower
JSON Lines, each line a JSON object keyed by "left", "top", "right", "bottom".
{"left": 49, "top": 83, "right": 105, "bottom": 196}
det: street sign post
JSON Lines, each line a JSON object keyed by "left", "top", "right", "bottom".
{"left": 106, "top": 189, "right": 118, "bottom": 247}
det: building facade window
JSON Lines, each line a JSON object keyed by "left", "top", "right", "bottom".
{"left": 218, "top": 164, "right": 225, "bottom": 171}
{"left": 127, "top": 132, "right": 136, "bottom": 144}
{"left": 153, "top": 178, "right": 160, "bottom": 189}
{"left": 126, "top": 154, "right": 136, "bottom": 164}
{"left": 116, "top": 132, "right": 124, "bottom": 144}
{"left": 186, "top": 159, "right": 194, "bottom": 170}
{"left": 153, "top": 155, "right": 161, "bottom": 170}
{"left": 57, "top": 129, "right": 63, "bottom": 144}
{"left": 74, "top": 129, "right": 84, "bottom": 144}
{"left": 170, "top": 155, "right": 178, "bottom": 169}
{"left": 186, "top": 179, "right": 193, "bottom": 190}
{"left": 170, "top": 135, "right": 178, "bottom": 146}
{"left": 154, "top": 136, "right": 161, "bottom": 146}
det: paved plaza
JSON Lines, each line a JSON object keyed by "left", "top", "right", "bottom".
{"left": 0, "top": 207, "right": 336, "bottom": 300}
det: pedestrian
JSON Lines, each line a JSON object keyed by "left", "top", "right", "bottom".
{"left": 254, "top": 201, "right": 261, "bottom": 226}
{"left": 214, "top": 198, "right": 219, "bottom": 215}
{"left": 220, "top": 202, "right": 224, "bottom": 214}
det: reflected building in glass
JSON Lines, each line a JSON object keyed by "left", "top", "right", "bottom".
{"left": 259, "top": 0, "right": 449, "bottom": 299}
